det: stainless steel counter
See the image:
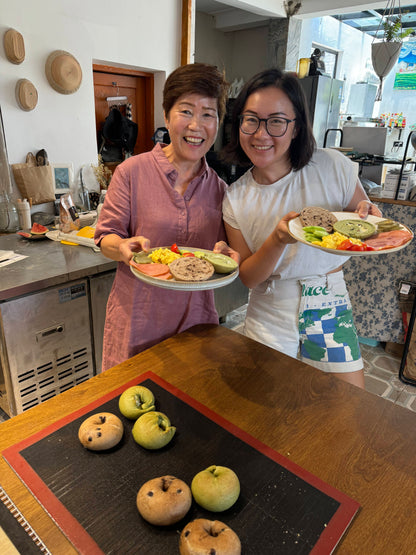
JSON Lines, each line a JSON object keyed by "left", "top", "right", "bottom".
{"left": 0, "top": 233, "right": 117, "bottom": 301}
{"left": 0, "top": 233, "right": 248, "bottom": 416}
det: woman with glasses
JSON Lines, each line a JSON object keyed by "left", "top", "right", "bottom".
{"left": 221, "top": 68, "right": 381, "bottom": 388}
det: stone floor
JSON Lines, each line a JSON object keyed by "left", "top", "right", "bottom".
{"left": 1, "top": 304, "right": 415, "bottom": 422}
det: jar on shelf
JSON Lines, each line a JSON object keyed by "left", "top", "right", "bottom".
{"left": 0, "top": 191, "right": 19, "bottom": 232}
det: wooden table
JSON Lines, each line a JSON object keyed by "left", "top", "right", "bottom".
{"left": 1, "top": 324, "right": 416, "bottom": 554}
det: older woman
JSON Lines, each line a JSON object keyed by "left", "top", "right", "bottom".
{"left": 95, "top": 63, "right": 233, "bottom": 371}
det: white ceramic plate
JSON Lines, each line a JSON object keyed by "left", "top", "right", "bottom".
{"left": 129, "top": 246, "right": 239, "bottom": 291}
{"left": 288, "top": 212, "right": 413, "bottom": 256}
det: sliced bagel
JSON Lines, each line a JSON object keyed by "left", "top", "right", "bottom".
{"left": 300, "top": 206, "right": 337, "bottom": 232}
{"left": 169, "top": 257, "right": 215, "bottom": 282}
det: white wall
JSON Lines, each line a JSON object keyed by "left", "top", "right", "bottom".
{"left": 0, "top": 0, "right": 182, "bottom": 200}
{"left": 195, "top": 12, "right": 268, "bottom": 83}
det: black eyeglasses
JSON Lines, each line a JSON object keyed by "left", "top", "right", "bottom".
{"left": 239, "top": 114, "right": 296, "bottom": 137}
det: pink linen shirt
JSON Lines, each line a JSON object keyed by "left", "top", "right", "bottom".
{"left": 95, "top": 143, "right": 227, "bottom": 371}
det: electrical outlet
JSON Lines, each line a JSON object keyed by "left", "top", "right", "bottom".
{"left": 393, "top": 141, "right": 403, "bottom": 147}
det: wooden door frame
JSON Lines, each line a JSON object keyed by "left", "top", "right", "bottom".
{"left": 181, "top": 0, "right": 192, "bottom": 65}
{"left": 93, "top": 63, "right": 154, "bottom": 154}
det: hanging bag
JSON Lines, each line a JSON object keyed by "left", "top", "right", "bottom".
{"left": 11, "top": 153, "right": 55, "bottom": 204}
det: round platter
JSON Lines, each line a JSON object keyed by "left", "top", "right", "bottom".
{"left": 129, "top": 246, "right": 239, "bottom": 291}
{"left": 288, "top": 212, "right": 413, "bottom": 256}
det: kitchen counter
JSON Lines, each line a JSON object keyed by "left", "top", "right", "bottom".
{"left": 0, "top": 234, "right": 248, "bottom": 416}
{"left": 2, "top": 324, "right": 416, "bottom": 553}
{"left": 0, "top": 233, "right": 117, "bottom": 301}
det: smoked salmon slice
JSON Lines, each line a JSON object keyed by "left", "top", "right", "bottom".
{"left": 365, "top": 229, "right": 413, "bottom": 250}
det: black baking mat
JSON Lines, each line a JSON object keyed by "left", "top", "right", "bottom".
{"left": 0, "top": 487, "right": 48, "bottom": 554}
{"left": 3, "top": 372, "right": 359, "bottom": 554}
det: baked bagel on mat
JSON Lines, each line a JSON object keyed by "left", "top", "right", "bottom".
{"left": 78, "top": 412, "right": 123, "bottom": 451}
{"left": 169, "top": 257, "right": 215, "bottom": 282}
{"left": 300, "top": 206, "right": 337, "bottom": 232}
{"left": 179, "top": 519, "right": 241, "bottom": 555}
{"left": 136, "top": 476, "right": 192, "bottom": 526}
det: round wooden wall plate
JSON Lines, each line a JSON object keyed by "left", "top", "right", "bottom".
{"left": 4, "top": 28, "right": 25, "bottom": 64}
{"left": 15, "top": 79, "right": 38, "bottom": 111}
{"left": 45, "top": 50, "right": 82, "bottom": 94}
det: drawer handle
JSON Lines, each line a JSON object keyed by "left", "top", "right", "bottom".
{"left": 36, "top": 324, "right": 65, "bottom": 342}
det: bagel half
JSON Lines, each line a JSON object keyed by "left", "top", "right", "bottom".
{"left": 169, "top": 257, "right": 215, "bottom": 282}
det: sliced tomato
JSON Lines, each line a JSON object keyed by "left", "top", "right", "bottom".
{"left": 181, "top": 252, "right": 195, "bottom": 257}
{"left": 170, "top": 243, "right": 180, "bottom": 254}
{"left": 337, "top": 239, "right": 355, "bottom": 250}
{"left": 349, "top": 244, "right": 366, "bottom": 251}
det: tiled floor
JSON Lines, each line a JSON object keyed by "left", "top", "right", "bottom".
{"left": 1, "top": 304, "right": 415, "bottom": 423}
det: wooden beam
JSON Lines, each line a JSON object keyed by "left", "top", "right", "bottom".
{"left": 181, "top": 0, "right": 192, "bottom": 65}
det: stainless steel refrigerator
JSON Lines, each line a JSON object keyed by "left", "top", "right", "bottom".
{"left": 299, "top": 75, "right": 344, "bottom": 147}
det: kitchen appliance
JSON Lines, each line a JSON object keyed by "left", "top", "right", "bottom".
{"left": 342, "top": 125, "right": 406, "bottom": 184}
{"left": 299, "top": 75, "right": 344, "bottom": 147}
{"left": 346, "top": 83, "right": 378, "bottom": 118}
{"left": 0, "top": 279, "right": 94, "bottom": 415}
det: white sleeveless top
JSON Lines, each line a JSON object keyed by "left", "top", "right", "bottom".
{"left": 223, "top": 148, "right": 358, "bottom": 280}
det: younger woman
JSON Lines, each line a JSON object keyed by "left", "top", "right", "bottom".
{"left": 222, "top": 68, "right": 381, "bottom": 388}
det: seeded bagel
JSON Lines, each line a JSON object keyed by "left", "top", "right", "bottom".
{"left": 179, "top": 519, "right": 241, "bottom": 555}
{"left": 300, "top": 206, "right": 337, "bottom": 232}
{"left": 169, "top": 257, "right": 215, "bottom": 282}
{"left": 78, "top": 412, "right": 123, "bottom": 451}
{"left": 136, "top": 476, "right": 192, "bottom": 526}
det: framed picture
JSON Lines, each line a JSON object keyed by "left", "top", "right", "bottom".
{"left": 52, "top": 162, "right": 73, "bottom": 194}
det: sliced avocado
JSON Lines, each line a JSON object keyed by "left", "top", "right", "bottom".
{"left": 202, "top": 252, "right": 238, "bottom": 274}
{"left": 333, "top": 219, "right": 376, "bottom": 239}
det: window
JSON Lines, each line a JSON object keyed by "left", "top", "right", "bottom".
{"left": 311, "top": 43, "right": 340, "bottom": 79}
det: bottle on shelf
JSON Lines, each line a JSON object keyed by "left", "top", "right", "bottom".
{"left": 17, "top": 198, "right": 32, "bottom": 230}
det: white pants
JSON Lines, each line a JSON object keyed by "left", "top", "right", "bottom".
{"left": 244, "top": 271, "right": 363, "bottom": 373}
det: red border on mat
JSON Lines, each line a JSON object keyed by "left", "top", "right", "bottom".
{"left": 2, "top": 371, "right": 360, "bottom": 554}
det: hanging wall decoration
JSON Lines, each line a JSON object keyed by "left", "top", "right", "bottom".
{"left": 371, "top": 0, "right": 413, "bottom": 101}
{"left": 15, "top": 79, "right": 38, "bottom": 111}
{"left": 3, "top": 28, "right": 25, "bottom": 64}
{"left": 45, "top": 50, "right": 82, "bottom": 95}
{"left": 393, "top": 41, "right": 416, "bottom": 90}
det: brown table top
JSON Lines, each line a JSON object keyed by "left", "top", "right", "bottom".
{"left": 1, "top": 324, "right": 416, "bottom": 554}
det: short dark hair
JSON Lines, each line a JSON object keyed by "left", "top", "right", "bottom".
{"left": 163, "top": 63, "right": 229, "bottom": 124}
{"left": 221, "top": 68, "right": 316, "bottom": 170}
